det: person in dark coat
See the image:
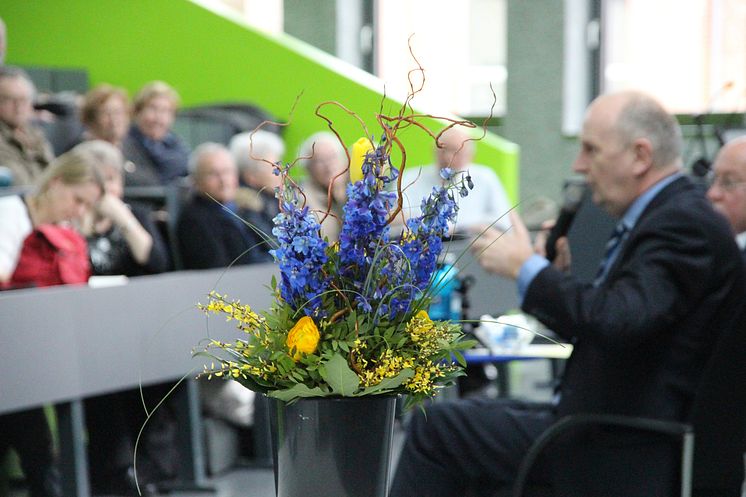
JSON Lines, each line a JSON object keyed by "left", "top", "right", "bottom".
{"left": 389, "top": 91, "right": 746, "bottom": 497}
{"left": 229, "top": 129, "right": 285, "bottom": 240}
{"left": 707, "top": 136, "right": 746, "bottom": 262}
{"left": 177, "top": 142, "right": 272, "bottom": 269}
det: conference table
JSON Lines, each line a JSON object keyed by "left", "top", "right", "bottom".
{"left": 464, "top": 343, "right": 573, "bottom": 397}
{"left": 464, "top": 343, "right": 573, "bottom": 363}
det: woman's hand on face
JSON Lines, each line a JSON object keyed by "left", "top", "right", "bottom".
{"left": 96, "top": 193, "right": 131, "bottom": 225}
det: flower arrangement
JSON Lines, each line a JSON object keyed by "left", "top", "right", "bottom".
{"left": 195, "top": 89, "right": 479, "bottom": 408}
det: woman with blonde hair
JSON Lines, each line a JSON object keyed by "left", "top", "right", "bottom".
{"left": 0, "top": 144, "right": 104, "bottom": 284}
{"left": 0, "top": 143, "right": 104, "bottom": 497}
{"left": 122, "top": 80, "right": 190, "bottom": 186}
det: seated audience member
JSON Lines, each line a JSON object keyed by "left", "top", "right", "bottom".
{"left": 298, "top": 131, "right": 348, "bottom": 242}
{"left": 0, "top": 145, "right": 105, "bottom": 497}
{"left": 79, "top": 140, "right": 170, "bottom": 276}
{"left": 177, "top": 142, "right": 271, "bottom": 269}
{"left": 400, "top": 125, "right": 511, "bottom": 233}
{"left": 0, "top": 66, "right": 55, "bottom": 186}
{"left": 77, "top": 141, "right": 173, "bottom": 495}
{"left": 80, "top": 84, "right": 131, "bottom": 149}
{"left": 390, "top": 91, "right": 746, "bottom": 497}
{"left": 707, "top": 136, "right": 746, "bottom": 259}
{"left": 0, "top": 145, "right": 103, "bottom": 285}
{"left": 122, "top": 80, "right": 189, "bottom": 187}
{"left": 229, "top": 129, "right": 284, "bottom": 238}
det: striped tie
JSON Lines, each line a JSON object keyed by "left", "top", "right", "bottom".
{"left": 593, "top": 223, "right": 628, "bottom": 286}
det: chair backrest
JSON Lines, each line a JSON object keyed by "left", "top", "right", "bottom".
{"left": 123, "top": 182, "right": 190, "bottom": 270}
{"left": 689, "top": 304, "right": 746, "bottom": 495}
{"left": 509, "top": 281, "right": 746, "bottom": 497}
{"left": 174, "top": 102, "right": 281, "bottom": 148}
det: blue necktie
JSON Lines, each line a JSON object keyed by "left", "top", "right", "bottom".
{"left": 594, "top": 223, "right": 628, "bottom": 286}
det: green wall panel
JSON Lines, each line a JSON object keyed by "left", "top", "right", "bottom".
{"left": 2, "top": 0, "right": 518, "bottom": 202}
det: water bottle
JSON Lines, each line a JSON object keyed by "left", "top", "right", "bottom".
{"left": 499, "top": 324, "right": 519, "bottom": 352}
{"left": 428, "top": 255, "right": 461, "bottom": 321}
{"left": 475, "top": 314, "right": 527, "bottom": 353}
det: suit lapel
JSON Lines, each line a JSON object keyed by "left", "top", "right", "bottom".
{"left": 601, "top": 176, "right": 692, "bottom": 285}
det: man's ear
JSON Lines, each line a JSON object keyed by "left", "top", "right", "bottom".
{"left": 631, "top": 137, "right": 654, "bottom": 176}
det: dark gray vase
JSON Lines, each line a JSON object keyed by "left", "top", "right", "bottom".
{"left": 269, "top": 395, "right": 398, "bottom": 497}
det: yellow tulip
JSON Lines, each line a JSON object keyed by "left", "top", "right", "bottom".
{"left": 349, "top": 137, "right": 375, "bottom": 183}
{"left": 286, "top": 316, "right": 320, "bottom": 361}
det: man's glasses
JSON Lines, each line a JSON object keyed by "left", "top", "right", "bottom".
{"left": 0, "top": 94, "right": 31, "bottom": 106}
{"left": 707, "top": 172, "right": 746, "bottom": 192}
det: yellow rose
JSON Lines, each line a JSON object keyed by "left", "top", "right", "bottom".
{"left": 286, "top": 316, "right": 320, "bottom": 361}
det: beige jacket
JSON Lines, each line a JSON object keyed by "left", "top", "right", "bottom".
{"left": 0, "top": 121, "right": 54, "bottom": 186}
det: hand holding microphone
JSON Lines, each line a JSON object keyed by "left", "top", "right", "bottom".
{"left": 544, "top": 179, "right": 587, "bottom": 263}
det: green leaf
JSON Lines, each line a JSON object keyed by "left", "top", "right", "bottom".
{"left": 457, "top": 339, "right": 479, "bottom": 350}
{"left": 267, "top": 383, "right": 326, "bottom": 402}
{"left": 319, "top": 353, "right": 360, "bottom": 396}
{"left": 452, "top": 350, "right": 466, "bottom": 367}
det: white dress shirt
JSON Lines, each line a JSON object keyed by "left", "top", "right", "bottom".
{"left": 0, "top": 195, "right": 33, "bottom": 280}
{"left": 400, "top": 163, "right": 512, "bottom": 232}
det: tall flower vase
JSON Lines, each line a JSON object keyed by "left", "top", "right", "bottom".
{"left": 269, "top": 396, "right": 398, "bottom": 497}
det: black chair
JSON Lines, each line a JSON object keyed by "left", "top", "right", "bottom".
{"left": 123, "top": 183, "right": 190, "bottom": 270}
{"left": 508, "top": 307, "right": 746, "bottom": 497}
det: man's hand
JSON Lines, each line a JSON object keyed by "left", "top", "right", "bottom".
{"left": 470, "top": 211, "right": 534, "bottom": 280}
{"left": 533, "top": 220, "right": 572, "bottom": 272}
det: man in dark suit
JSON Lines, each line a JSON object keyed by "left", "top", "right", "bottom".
{"left": 389, "top": 91, "right": 746, "bottom": 497}
{"left": 707, "top": 136, "right": 746, "bottom": 261}
{"left": 177, "top": 142, "right": 272, "bottom": 269}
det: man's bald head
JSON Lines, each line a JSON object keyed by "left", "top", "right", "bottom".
{"left": 435, "top": 126, "right": 475, "bottom": 171}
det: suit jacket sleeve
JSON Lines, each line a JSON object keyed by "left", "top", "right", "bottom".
{"left": 522, "top": 197, "right": 736, "bottom": 352}
{"left": 177, "top": 204, "right": 232, "bottom": 269}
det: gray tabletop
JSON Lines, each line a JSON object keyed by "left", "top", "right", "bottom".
{"left": 0, "top": 264, "right": 277, "bottom": 415}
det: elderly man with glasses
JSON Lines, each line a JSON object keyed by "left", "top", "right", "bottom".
{"left": 0, "top": 66, "right": 54, "bottom": 186}
{"left": 707, "top": 136, "right": 746, "bottom": 259}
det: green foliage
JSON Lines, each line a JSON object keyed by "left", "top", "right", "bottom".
{"left": 320, "top": 353, "right": 360, "bottom": 396}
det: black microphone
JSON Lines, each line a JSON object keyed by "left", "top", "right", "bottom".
{"left": 545, "top": 180, "right": 587, "bottom": 262}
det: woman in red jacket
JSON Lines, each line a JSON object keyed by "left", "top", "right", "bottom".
{"left": 0, "top": 145, "right": 103, "bottom": 497}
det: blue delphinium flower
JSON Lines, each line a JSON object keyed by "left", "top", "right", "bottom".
{"left": 401, "top": 179, "right": 461, "bottom": 297}
{"left": 336, "top": 142, "right": 468, "bottom": 322}
{"left": 269, "top": 140, "right": 468, "bottom": 323}
{"left": 270, "top": 199, "right": 329, "bottom": 316}
{"left": 338, "top": 145, "right": 398, "bottom": 315}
